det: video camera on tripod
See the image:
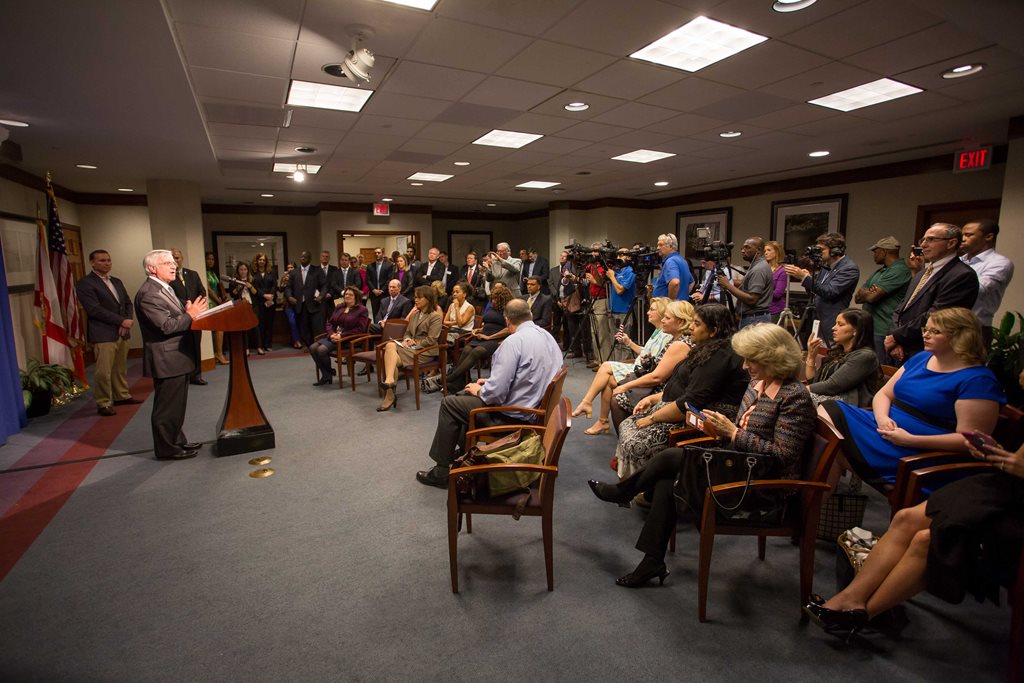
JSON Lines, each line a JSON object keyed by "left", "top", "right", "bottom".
{"left": 803, "top": 244, "right": 826, "bottom": 270}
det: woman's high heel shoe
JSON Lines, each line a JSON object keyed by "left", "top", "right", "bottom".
{"left": 584, "top": 418, "right": 610, "bottom": 435}
{"left": 571, "top": 402, "right": 593, "bottom": 419}
{"left": 377, "top": 384, "right": 397, "bottom": 411}
{"left": 615, "top": 556, "right": 669, "bottom": 588}
{"left": 588, "top": 480, "right": 632, "bottom": 508}
{"left": 802, "top": 601, "right": 869, "bottom": 638}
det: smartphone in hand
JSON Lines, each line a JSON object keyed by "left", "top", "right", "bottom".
{"left": 685, "top": 402, "right": 707, "bottom": 420}
{"left": 810, "top": 320, "right": 820, "bottom": 342}
{"left": 962, "top": 431, "right": 998, "bottom": 454}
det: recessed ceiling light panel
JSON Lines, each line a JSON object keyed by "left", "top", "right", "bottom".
{"left": 381, "top": 0, "right": 437, "bottom": 9}
{"left": 407, "top": 172, "right": 453, "bottom": 182}
{"left": 942, "top": 63, "right": 984, "bottom": 79}
{"left": 287, "top": 80, "right": 373, "bottom": 112}
{"left": 472, "top": 129, "right": 543, "bottom": 149}
{"left": 516, "top": 181, "right": 560, "bottom": 189}
{"left": 273, "top": 163, "right": 321, "bottom": 174}
{"left": 611, "top": 149, "right": 676, "bottom": 164}
{"left": 630, "top": 16, "right": 768, "bottom": 73}
{"left": 808, "top": 78, "right": 922, "bottom": 112}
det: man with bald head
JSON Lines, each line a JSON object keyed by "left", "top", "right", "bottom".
{"left": 368, "top": 278, "right": 413, "bottom": 335}
{"left": 717, "top": 237, "right": 773, "bottom": 328}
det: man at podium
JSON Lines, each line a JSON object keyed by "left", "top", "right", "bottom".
{"left": 135, "top": 249, "right": 207, "bottom": 460}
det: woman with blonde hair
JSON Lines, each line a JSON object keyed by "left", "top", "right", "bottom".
{"left": 571, "top": 298, "right": 672, "bottom": 429}
{"left": 763, "top": 240, "right": 788, "bottom": 319}
{"left": 821, "top": 307, "right": 1004, "bottom": 489}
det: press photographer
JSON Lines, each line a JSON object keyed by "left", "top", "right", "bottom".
{"left": 691, "top": 234, "right": 734, "bottom": 308}
{"left": 783, "top": 232, "right": 860, "bottom": 344}
{"left": 716, "top": 237, "right": 773, "bottom": 328}
{"left": 606, "top": 248, "right": 636, "bottom": 360}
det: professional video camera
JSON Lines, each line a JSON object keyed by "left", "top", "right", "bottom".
{"left": 804, "top": 244, "right": 825, "bottom": 269}
{"left": 700, "top": 240, "right": 734, "bottom": 264}
{"left": 563, "top": 239, "right": 620, "bottom": 271}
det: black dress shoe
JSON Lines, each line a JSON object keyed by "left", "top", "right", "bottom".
{"left": 803, "top": 602, "right": 869, "bottom": 636}
{"left": 588, "top": 479, "right": 632, "bottom": 507}
{"left": 181, "top": 442, "right": 202, "bottom": 451}
{"left": 190, "top": 378, "right": 208, "bottom": 386}
{"left": 97, "top": 405, "right": 116, "bottom": 417}
{"left": 313, "top": 378, "right": 332, "bottom": 386}
{"left": 616, "top": 555, "right": 669, "bottom": 588}
{"left": 113, "top": 397, "right": 143, "bottom": 405}
{"left": 416, "top": 467, "right": 449, "bottom": 488}
{"left": 155, "top": 449, "right": 198, "bottom": 461}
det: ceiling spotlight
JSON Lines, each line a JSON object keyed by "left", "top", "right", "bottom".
{"left": 381, "top": 197, "right": 393, "bottom": 202}
{"left": 486, "top": 203, "right": 497, "bottom": 207}
{"left": 294, "top": 146, "right": 317, "bottom": 154}
{"left": 654, "top": 181, "right": 669, "bottom": 187}
{"left": 410, "top": 182, "right": 424, "bottom": 186}
{"left": 261, "top": 193, "right": 274, "bottom": 198}
{"left": 117, "top": 188, "right": 134, "bottom": 192}
{"left": 808, "top": 150, "right": 830, "bottom": 158}
{"left": 453, "top": 161, "right": 471, "bottom": 166}
{"left": 0, "top": 119, "right": 29, "bottom": 127}
{"left": 76, "top": 164, "right": 98, "bottom": 169}
{"left": 294, "top": 165, "right": 307, "bottom": 182}
{"left": 564, "top": 102, "right": 590, "bottom": 112}
{"left": 942, "top": 63, "right": 985, "bottom": 79}
{"left": 719, "top": 131, "right": 742, "bottom": 138}
{"left": 772, "top": 0, "right": 817, "bottom": 12}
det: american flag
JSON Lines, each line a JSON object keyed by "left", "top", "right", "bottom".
{"left": 44, "top": 175, "right": 86, "bottom": 383}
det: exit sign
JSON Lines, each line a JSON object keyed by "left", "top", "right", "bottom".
{"left": 954, "top": 147, "right": 992, "bottom": 173}
{"left": 373, "top": 202, "right": 390, "bottom": 216}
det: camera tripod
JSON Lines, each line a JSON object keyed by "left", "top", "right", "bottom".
{"left": 775, "top": 277, "right": 800, "bottom": 337}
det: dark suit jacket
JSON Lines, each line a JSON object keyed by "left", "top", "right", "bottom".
{"left": 439, "top": 263, "right": 459, "bottom": 295}
{"left": 890, "top": 258, "right": 979, "bottom": 356}
{"left": 801, "top": 255, "right": 860, "bottom": 343}
{"left": 285, "top": 264, "right": 326, "bottom": 313}
{"left": 397, "top": 269, "right": 416, "bottom": 299}
{"left": 77, "top": 272, "right": 133, "bottom": 343}
{"left": 327, "top": 267, "right": 362, "bottom": 300}
{"left": 547, "top": 263, "right": 565, "bottom": 299}
{"left": 373, "top": 294, "right": 413, "bottom": 324}
{"left": 170, "top": 267, "right": 205, "bottom": 305}
{"left": 528, "top": 292, "right": 553, "bottom": 330}
{"left": 251, "top": 270, "right": 277, "bottom": 307}
{"left": 522, "top": 257, "right": 550, "bottom": 293}
{"left": 415, "top": 259, "right": 444, "bottom": 288}
{"left": 461, "top": 264, "right": 488, "bottom": 307}
{"left": 134, "top": 278, "right": 197, "bottom": 379}
{"left": 366, "top": 260, "right": 394, "bottom": 295}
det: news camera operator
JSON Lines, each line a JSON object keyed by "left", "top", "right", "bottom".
{"left": 584, "top": 243, "right": 612, "bottom": 365}
{"left": 690, "top": 237, "right": 734, "bottom": 307}
{"left": 783, "top": 232, "right": 860, "bottom": 345}
{"left": 606, "top": 248, "right": 636, "bottom": 361}
{"left": 716, "top": 237, "right": 773, "bottom": 328}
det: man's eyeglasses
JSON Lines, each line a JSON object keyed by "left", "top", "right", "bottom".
{"left": 920, "top": 234, "right": 955, "bottom": 244}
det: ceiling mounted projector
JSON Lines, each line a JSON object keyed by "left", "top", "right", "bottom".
{"left": 323, "top": 25, "right": 376, "bottom": 85}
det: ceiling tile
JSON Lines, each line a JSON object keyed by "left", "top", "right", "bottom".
{"left": 542, "top": 0, "right": 696, "bottom": 56}
{"left": 499, "top": 113, "right": 578, "bottom": 135}
{"left": 740, "top": 104, "right": 837, "bottom": 130}
{"left": 381, "top": 61, "right": 487, "bottom": 101}
{"left": 691, "top": 92, "right": 794, "bottom": 120}
{"left": 762, "top": 62, "right": 882, "bottom": 103}
{"left": 405, "top": 18, "right": 533, "bottom": 73}
{"left": 573, "top": 59, "right": 687, "bottom": 100}
{"left": 352, "top": 115, "right": 428, "bottom": 137}
{"left": 418, "top": 122, "right": 492, "bottom": 144}
{"left": 399, "top": 138, "right": 466, "bottom": 157}
{"left": 204, "top": 102, "right": 288, "bottom": 126}
{"left": 361, "top": 92, "right": 452, "bottom": 120}
{"left": 557, "top": 121, "right": 634, "bottom": 142}
{"left": 780, "top": 0, "right": 943, "bottom": 59}
{"left": 339, "top": 131, "right": 409, "bottom": 152}
{"left": 461, "top": 76, "right": 564, "bottom": 111}
{"left": 278, "top": 126, "right": 348, "bottom": 144}
{"left": 529, "top": 90, "right": 628, "bottom": 119}
{"left": 286, "top": 108, "right": 359, "bottom": 130}
{"left": 436, "top": 0, "right": 586, "bottom": 36}
{"left": 212, "top": 136, "right": 277, "bottom": 153}
{"left": 847, "top": 90, "right": 961, "bottom": 123}
{"left": 190, "top": 67, "right": 287, "bottom": 105}
{"left": 896, "top": 45, "right": 1024, "bottom": 91}
{"left": 435, "top": 103, "right": 522, "bottom": 128}
{"left": 176, "top": 23, "right": 294, "bottom": 77}
{"left": 592, "top": 102, "right": 681, "bottom": 128}
{"left": 496, "top": 41, "right": 617, "bottom": 87}
{"left": 207, "top": 122, "right": 280, "bottom": 139}
{"left": 167, "top": 0, "right": 303, "bottom": 39}
{"left": 843, "top": 23, "right": 991, "bottom": 76}
{"left": 696, "top": 41, "right": 830, "bottom": 90}
{"left": 605, "top": 129, "right": 678, "bottom": 148}
{"left": 639, "top": 77, "right": 745, "bottom": 112}
{"left": 706, "top": 0, "right": 862, "bottom": 39}
{"left": 646, "top": 112, "right": 727, "bottom": 136}
{"left": 789, "top": 114, "right": 872, "bottom": 138}
{"left": 524, "top": 137, "right": 595, "bottom": 154}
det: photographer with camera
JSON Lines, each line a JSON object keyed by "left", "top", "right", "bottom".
{"left": 783, "top": 232, "right": 860, "bottom": 344}
{"left": 855, "top": 236, "right": 912, "bottom": 362}
{"left": 651, "top": 234, "right": 692, "bottom": 301}
{"left": 717, "top": 237, "right": 773, "bottom": 328}
{"left": 584, "top": 243, "right": 612, "bottom": 366}
{"left": 607, "top": 248, "right": 637, "bottom": 360}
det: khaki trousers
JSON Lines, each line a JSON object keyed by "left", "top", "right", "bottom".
{"left": 93, "top": 338, "right": 130, "bottom": 407}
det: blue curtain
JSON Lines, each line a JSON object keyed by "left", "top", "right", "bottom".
{"left": 0, "top": 238, "right": 28, "bottom": 443}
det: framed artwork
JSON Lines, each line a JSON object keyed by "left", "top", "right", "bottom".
{"left": 676, "top": 207, "right": 732, "bottom": 261}
{"left": 448, "top": 230, "right": 493, "bottom": 268}
{"left": 0, "top": 213, "right": 39, "bottom": 292}
{"left": 212, "top": 231, "right": 289, "bottom": 278}
{"left": 770, "top": 194, "right": 848, "bottom": 257}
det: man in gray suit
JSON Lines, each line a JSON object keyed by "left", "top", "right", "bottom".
{"left": 135, "top": 249, "right": 207, "bottom": 460}
{"left": 485, "top": 242, "right": 523, "bottom": 298}
{"left": 784, "top": 232, "right": 860, "bottom": 344}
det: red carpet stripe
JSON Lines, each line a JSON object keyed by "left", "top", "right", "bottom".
{"left": 0, "top": 372, "right": 154, "bottom": 581}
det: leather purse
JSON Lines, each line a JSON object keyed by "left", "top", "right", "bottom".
{"left": 673, "top": 445, "right": 785, "bottom": 526}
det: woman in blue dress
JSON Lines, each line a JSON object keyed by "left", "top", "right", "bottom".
{"left": 822, "top": 307, "right": 1004, "bottom": 488}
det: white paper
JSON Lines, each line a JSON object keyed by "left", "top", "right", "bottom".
{"left": 194, "top": 300, "right": 235, "bottom": 320}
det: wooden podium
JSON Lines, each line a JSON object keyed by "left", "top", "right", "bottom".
{"left": 192, "top": 300, "right": 275, "bottom": 456}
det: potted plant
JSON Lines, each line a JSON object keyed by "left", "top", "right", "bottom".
{"left": 988, "top": 311, "right": 1024, "bottom": 407}
{"left": 20, "top": 359, "right": 74, "bottom": 418}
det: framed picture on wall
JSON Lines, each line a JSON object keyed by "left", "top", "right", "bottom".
{"left": 676, "top": 207, "right": 732, "bottom": 261}
{"left": 770, "top": 194, "right": 848, "bottom": 258}
{"left": 0, "top": 214, "right": 39, "bottom": 292}
{"left": 448, "top": 231, "right": 493, "bottom": 269}
{"left": 212, "top": 231, "right": 289, "bottom": 279}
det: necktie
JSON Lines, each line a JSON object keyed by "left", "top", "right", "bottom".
{"left": 179, "top": 270, "right": 185, "bottom": 286}
{"left": 468, "top": 266, "right": 474, "bottom": 282}
{"left": 383, "top": 297, "right": 395, "bottom": 321}
{"left": 528, "top": 295, "right": 536, "bottom": 308}
{"left": 906, "top": 264, "right": 934, "bottom": 306}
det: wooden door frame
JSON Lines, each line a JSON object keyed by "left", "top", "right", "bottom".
{"left": 914, "top": 198, "right": 1001, "bottom": 243}
{"left": 336, "top": 230, "right": 421, "bottom": 262}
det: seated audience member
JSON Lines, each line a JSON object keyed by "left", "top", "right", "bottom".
{"left": 430, "top": 279, "right": 449, "bottom": 312}
{"left": 369, "top": 279, "right": 413, "bottom": 335}
{"left": 615, "top": 305, "right": 749, "bottom": 479}
{"left": 803, "top": 308, "right": 880, "bottom": 407}
{"left": 805, "top": 432, "right": 1024, "bottom": 636}
{"left": 525, "top": 276, "right": 553, "bottom": 331}
{"left": 415, "top": 299, "right": 563, "bottom": 488}
{"left": 443, "top": 281, "right": 476, "bottom": 337}
{"left": 446, "top": 287, "right": 513, "bottom": 390}
{"left": 309, "top": 287, "right": 368, "bottom": 386}
{"left": 279, "top": 261, "right": 303, "bottom": 349}
{"left": 605, "top": 301, "right": 696, "bottom": 432}
{"left": 226, "top": 261, "right": 259, "bottom": 353}
{"left": 376, "top": 286, "right": 443, "bottom": 412}
{"left": 572, "top": 298, "right": 672, "bottom": 431}
{"left": 588, "top": 322, "right": 816, "bottom": 587}
{"left": 822, "top": 307, "right": 1004, "bottom": 489}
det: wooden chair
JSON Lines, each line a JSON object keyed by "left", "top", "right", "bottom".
{"left": 881, "top": 364, "right": 899, "bottom": 380}
{"left": 346, "top": 319, "right": 407, "bottom": 391}
{"left": 466, "top": 366, "right": 568, "bottom": 437}
{"left": 377, "top": 324, "right": 450, "bottom": 410}
{"left": 446, "top": 396, "right": 572, "bottom": 593}
{"left": 679, "top": 416, "right": 843, "bottom": 622}
{"left": 310, "top": 331, "right": 366, "bottom": 388}
{"left": 451, "top": 315, "right": 482, "bottom": 365}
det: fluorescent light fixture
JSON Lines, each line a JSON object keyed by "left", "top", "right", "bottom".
{"left": 287, "top": 79, "right": 373, "bottom": 112}
{"left": 0, "top": 119, "right": 29, "bottom": 127}
{"left": 564, "top": 102, "right": 590, "bottom": 112}
{"left": 808, "top": 78, "right": 922, "bottom": 112}
{"left": 117, "top": 188, "right": 134, "bottom": 192}
{"left": 630, "top": 16, "right": 768, "bottom": 73}
{"left": 808, "top": 150, "right": 830, "bottom": 158}
{"left": 515, "top": 181, "right": 560, "bottom": 189}
{"left": 407, "top": 172, "right": 453, "bottom": 182}
{"left": 381, "top": 197, "right": 393, "bottom": 202}
{"left": 273, "top": 163, "right": 321, "bottom": 174}
{"left": 942, "top": 64, "right": 984, "bottom": 79}
{"left": 611, "top": 149, "right": 676, "bottom": 164}
{"left": 773, "top": 0, "right": 817, "bottom": 12}
{"left": 654, "top": 181, "right": 669, "bottom": 187}
{"left": 719, "top": 131, "right": 742, "bottom": 138}
{"left": 260, "top": 193, "right": 274, "bottom": 198}
{"left": 380, "top": 0, "right": 437, "bottom": 9}
{"left": 76, "top": 164, "right": 98, "bottom": 169}
{"left": 472, "top": 129, "right": 543, "bottom": 149}
{"left": 410, "top": 182, "right": 424, "bottom": 186}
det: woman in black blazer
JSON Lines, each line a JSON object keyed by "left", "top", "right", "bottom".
{"left": 251, "top": 252, "right": 277, "bottom": 354}
{"left": 394, "top": 254, "right": 416, "bottom": 300}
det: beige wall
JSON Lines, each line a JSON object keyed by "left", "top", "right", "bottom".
{"left": 432, "top": 215, "right": 551, "bottom": 265}
{"left": 319, "top": 209, "right": 432, "bottom": 261}
{"left": 202, "top": 212, "right": 320, "bottom": 268}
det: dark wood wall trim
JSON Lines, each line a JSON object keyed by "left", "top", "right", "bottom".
{"left": 202, "top": 204, "right": 319, "bottom": 216}
{"left": 0, "top": 164, "right": 149, "bottom": 205}
{"left": 74, "top": 193, "right": 148, "bottom": 206}
{"left": 318, "top": 201, "right": 433, "bottom": 214}
{"left": 432, "top": 209, "right": 549, "bottom": 221}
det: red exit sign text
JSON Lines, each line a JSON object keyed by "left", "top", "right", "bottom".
{"left": 373, "top": 202, "right": 390, "bottom": 216}
{"left": 954, "top": 147, "right": 992, "bottom": 173}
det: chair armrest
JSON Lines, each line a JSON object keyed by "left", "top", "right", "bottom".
{"left": 904, "top": 461, "right": 996, "bottom": 509}
{"left": 893, "top": 451, "right": 973, "bottom": 510}
{"left": 313, "top": 332, "right": 327, "bottom": 341}
{"left": 710, "top": 479, "right": 831, "bottom": 495}
{"left": 468, "top": 405, "right": 544, "bottom": 431}
{"left": 412, "top": 343, "right": 443, "bottom": 358}
{"left": 448, "top": 463, "right": 558, "bottom": 477}
{"left": 465, "top": 424, "right": 546, "bottom": 449}
{"left": 346, "top": 334, "right": 380, "bottom": 352}
{"left": 669, "top": 426, "right": 701, "bottom": 446}
{"left": 675, "top": 436, "right": 716, "bottom": 447}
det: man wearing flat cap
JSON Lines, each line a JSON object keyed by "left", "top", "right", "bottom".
{"left": 854, "top": 236, "right": 912, "bottom": 362}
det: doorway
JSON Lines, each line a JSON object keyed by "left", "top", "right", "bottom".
{"left": 914, "top": 199, "right": 1001, "bottom": 243}
{"left": 337, "top": 231, "right": 421, "bottom": 266}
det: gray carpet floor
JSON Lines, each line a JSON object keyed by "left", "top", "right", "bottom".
{"left": 0, "top": 352, "right": 1012, "bottom": 681}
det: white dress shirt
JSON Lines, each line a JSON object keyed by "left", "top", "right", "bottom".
{"left": 962, "top": 248, "right": 1014, "bottom": 326}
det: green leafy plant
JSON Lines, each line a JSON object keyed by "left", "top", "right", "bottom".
{"left": 20, "top": 359, "right": 74, "bottom": 396}
{"left": 988, "top": 311, "right": 1024, "bottom": 406}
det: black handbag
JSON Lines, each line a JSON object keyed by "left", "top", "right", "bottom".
{"left": 673, "top": 445, "right": 786, "bottom": 526}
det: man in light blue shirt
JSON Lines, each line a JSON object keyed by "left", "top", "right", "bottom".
{"left": 651, "top": 233, "right": 693, "bottom": 301}
{"left": 961, "top": 218, "right": 1014, "bottom": 342}
{"left": 417, "top": 299, "right": 563, "bottom": 488}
